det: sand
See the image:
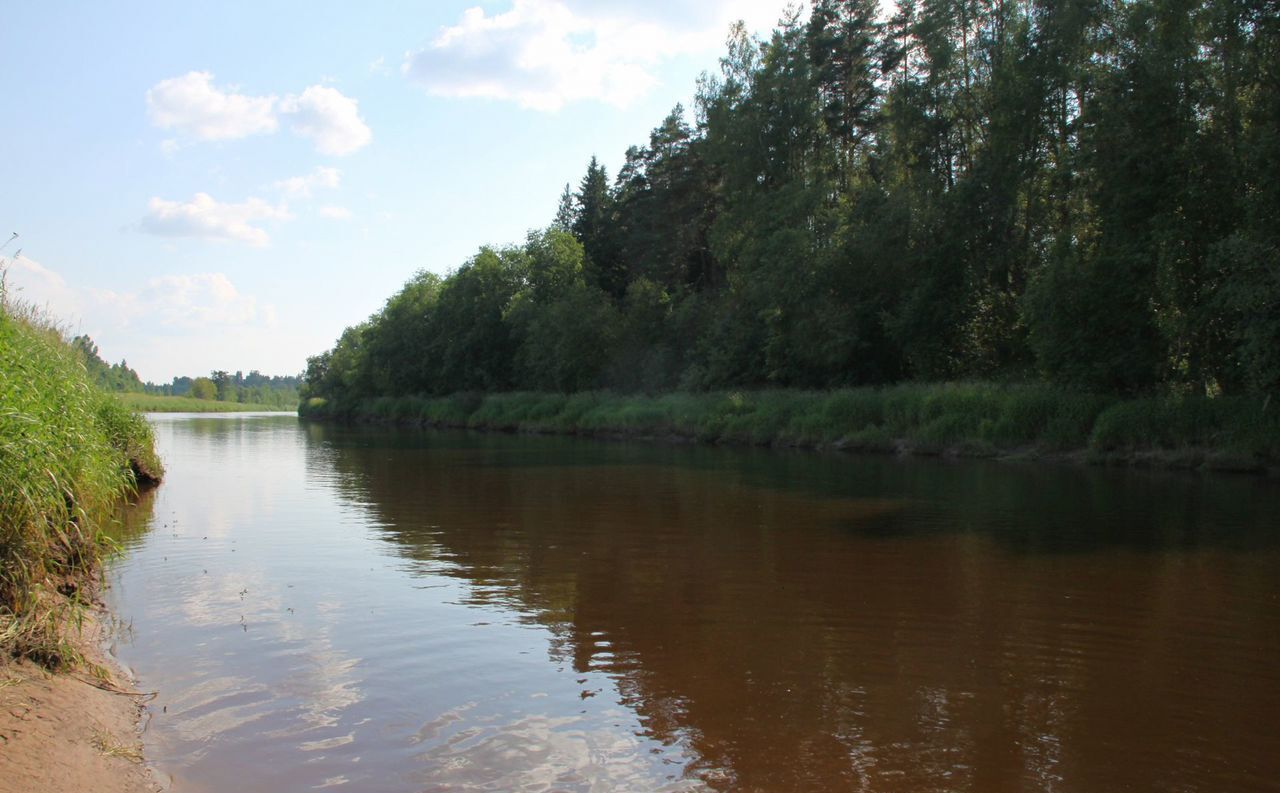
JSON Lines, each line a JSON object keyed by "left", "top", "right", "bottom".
{"left": 0, "top": 607, "right": 159, "bottom": 793}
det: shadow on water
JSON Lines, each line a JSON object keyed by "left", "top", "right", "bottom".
{"left": 296, "top": 422, "right": 1280, "bottom": 793}
{"left": 305, "top": 422, "right": 1280, "bottom": 555}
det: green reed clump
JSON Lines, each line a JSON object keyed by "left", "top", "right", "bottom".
{"left": 0, "top": 290, "right": 162, "bottom": 664}
{"left": 1091, "top": 395, "right": 1279, "bottom": 458}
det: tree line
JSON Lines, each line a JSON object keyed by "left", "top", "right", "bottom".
{"left": 303, "top": 0, "right": 1279, "bottom": 408}
{"left": 154, "top": 371, "right": 300, "bottom": 407}
{"left": 73, "top": 335, "right": 300, "bottom": 407}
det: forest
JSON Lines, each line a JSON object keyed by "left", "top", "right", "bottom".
{"left": 302, "top": 0, "right": 1280, "bottom": 409}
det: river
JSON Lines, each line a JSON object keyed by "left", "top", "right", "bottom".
{"left": 105, "top": 413, "right": 1280, "bottom": 792}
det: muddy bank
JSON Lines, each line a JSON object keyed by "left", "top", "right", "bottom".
{"left": 0, "top": 600, "right": 158, "bottom": 793}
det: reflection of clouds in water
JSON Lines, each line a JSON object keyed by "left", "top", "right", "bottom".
{"left": 410, "top": 711, "right": 706, "bottom": 792}
{"left": 281, "top": 645, "right": 363, "bottom": 731}
{"left": 174, "top": 568, "right": 275, "bottom": 626}
{"left": 300, "top": 732, "right": 356, "bottom": 752}
{"left": 274, "top": 600, "right": 365, "bottom": 732}
{"left": 165, "top": 675, "right": 275, "bottom": 750}
{"left": 159, "top": 568, "right": 365, "bottom": 754}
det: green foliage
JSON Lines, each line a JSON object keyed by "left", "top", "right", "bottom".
{"left": 304, "top": 0, "right": 1280, "bottom": 422}
{"left": 0, "top": 292, "right": 162, "bottom": 663}
{"left": 1091, "top": 396, "right": 1280, "bottom": 458}
{"left": 71, "top": 335, "right": 145, "bottom": 393}
{"left": 189, "top": 377, "right": 217, "bottom": 400}
{"left": 299, "top": 384, "right": 1276, "bottom": 466}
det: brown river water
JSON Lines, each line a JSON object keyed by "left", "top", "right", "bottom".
{"left": 106, "top": 413, "right": 1280, "bottom": 792}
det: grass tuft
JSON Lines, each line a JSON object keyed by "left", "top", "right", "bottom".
{"left": 91, "top": 728, "right": 145, "bottom": 763}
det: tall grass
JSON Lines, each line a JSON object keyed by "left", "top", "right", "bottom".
{"left": 0, "top": 280, "right": 163, "bottom": 664}
{"left": 301, "top": 383, "right": 1278, "bottom": 470}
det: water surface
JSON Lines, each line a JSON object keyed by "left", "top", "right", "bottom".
{"left": 107, "top": 414, "right": 1280, "bottom": 792}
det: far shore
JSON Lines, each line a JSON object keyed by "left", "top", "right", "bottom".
{"left": 116, "top": 393, "right": 295, "bottom": 414}
{"left": 298, "top": 387, "right": 1279, "bottom": 477}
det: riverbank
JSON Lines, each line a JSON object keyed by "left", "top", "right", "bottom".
{"left": 1, "top": 295, "right": 164, "bottom": 660}
{"left": 300, "top": 385, "right": 1279, "bottom": 474}
{"left": 1, "top": 290, "right": 164, "bottom": 790}
{"left": 0, "top": 593, "right": 158, "bottom": 793}
{"left": 117, "top": 393, "right": 294, "bottom": 413}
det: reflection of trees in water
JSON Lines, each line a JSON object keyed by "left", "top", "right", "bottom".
{"left": 107, "top": 484, "right": 159, "bottom": 549}
{"left": 306, "top": 426, "right": 1280, "bottom": 792}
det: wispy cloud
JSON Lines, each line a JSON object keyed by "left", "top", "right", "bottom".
{"left": 3, "top": 255, "right": 290, "bottom": 379}
{"left": 4, "top": 257, "right": 275, "bottom": 333}
{"left": 318, "top": 206, "right": 352, "bottom": 221}
{"left": 403, "top": 0, "right": 786, "bottom": 111}
{"left": 141, "top": 273, "right": 276, "bottom": 329}
{"left": 272, "top": 166, "right": 342, "bottom": 199}
{"left": 138, "top": 193, "right": 292, "bottom": 247}
{"left": 146, "top": 72, "right": 372, "bottom": 155}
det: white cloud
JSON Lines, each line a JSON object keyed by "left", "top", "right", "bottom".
{"left": 139, "top": 193, "right": 292, "bottom": 247}
{"left": 140, "top": 273, "right": 272, "bottom": 329}
{"left": 318, "top": 206, "right": 352, "bottom": 221}
{"left": 273, "top": 166, "right": 342, "bottom": 199}
{"left": 3, "top": 258, "right": 273, "bottom": 332}
{"left": 2, "top": 256, "right": 309, "bottom": 380}
{"left": 403, "top": 0, "right": 787, "bottom": 110}
{"left": 146, "top": 74, "right": 371, "bottom": 155}
{"left": 2, "top": 254, "right": 80, "bottom": 319}
{"left": 281, "top": 86, "right": 373, "bottom": 156}
{"left": 146, "top": 71, "right": 278, "bottom": 141}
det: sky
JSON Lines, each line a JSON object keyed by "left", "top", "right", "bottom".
{"left": 0, "top": 0, "right": 791, "bottom": 383}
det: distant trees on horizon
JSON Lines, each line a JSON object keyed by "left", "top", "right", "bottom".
{"left": 73, "top": 334, "right": 300, "bottom": 407}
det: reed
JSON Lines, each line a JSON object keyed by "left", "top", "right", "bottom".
{"left": 0, "top": 282, "right": 162, "bottom": 664}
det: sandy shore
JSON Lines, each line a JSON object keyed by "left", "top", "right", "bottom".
{"left": 0, "top": 601, "right": 159, "bottom": 793}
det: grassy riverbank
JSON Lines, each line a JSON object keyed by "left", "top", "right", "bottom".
{"left": 0, "top": 297, "right": 163, "bottom": 664}
{"left": 300, "top": 385, "right": 1280, "bottom": 473}
{"left": 116, "top": 392, "right": 293, "bottom": 413}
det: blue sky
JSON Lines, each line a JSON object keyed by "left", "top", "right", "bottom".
{"left": 0, "top": 0, "right": 788, "bottom": 382}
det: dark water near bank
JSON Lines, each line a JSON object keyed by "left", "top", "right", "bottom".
{"left": 107, "top": 414, "right": 1280, "bottom": 792}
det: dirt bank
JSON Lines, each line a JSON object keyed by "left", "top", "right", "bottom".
{"left": 0, "top": 601, "right": 158, "bottom": 793}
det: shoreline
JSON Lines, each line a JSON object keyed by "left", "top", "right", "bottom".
{"left": 307, "top": 413, "right": 1278, "bottom": 477}
{"left": 0, "top": 586, "right": 159, "bottom": 793}
{"left": 300, "top": 387, "right": 1279, "bottom": 477}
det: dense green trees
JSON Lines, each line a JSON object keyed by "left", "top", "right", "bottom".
{"left": 73, "top": 335, "right": 146, "bottom": 393}
{"left": 304, "top": 0, "right": 1279, "bottom": 409}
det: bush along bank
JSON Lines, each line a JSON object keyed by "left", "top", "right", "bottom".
{"left": 299, "top": 384, "right": 1279, "bottom": 474}
{"left": 0, "top": 295, "right": 163, "bottom": 665}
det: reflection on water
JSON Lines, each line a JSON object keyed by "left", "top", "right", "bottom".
{"left": 107, "top": 415, "right": 1280, "bottom": 792}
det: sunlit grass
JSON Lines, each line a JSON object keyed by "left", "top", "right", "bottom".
{"left": 116, "top": 393, "right": 292, "bottom": 413}
{"left": 1, "top": 279, "right": 163, "bottom": 664}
